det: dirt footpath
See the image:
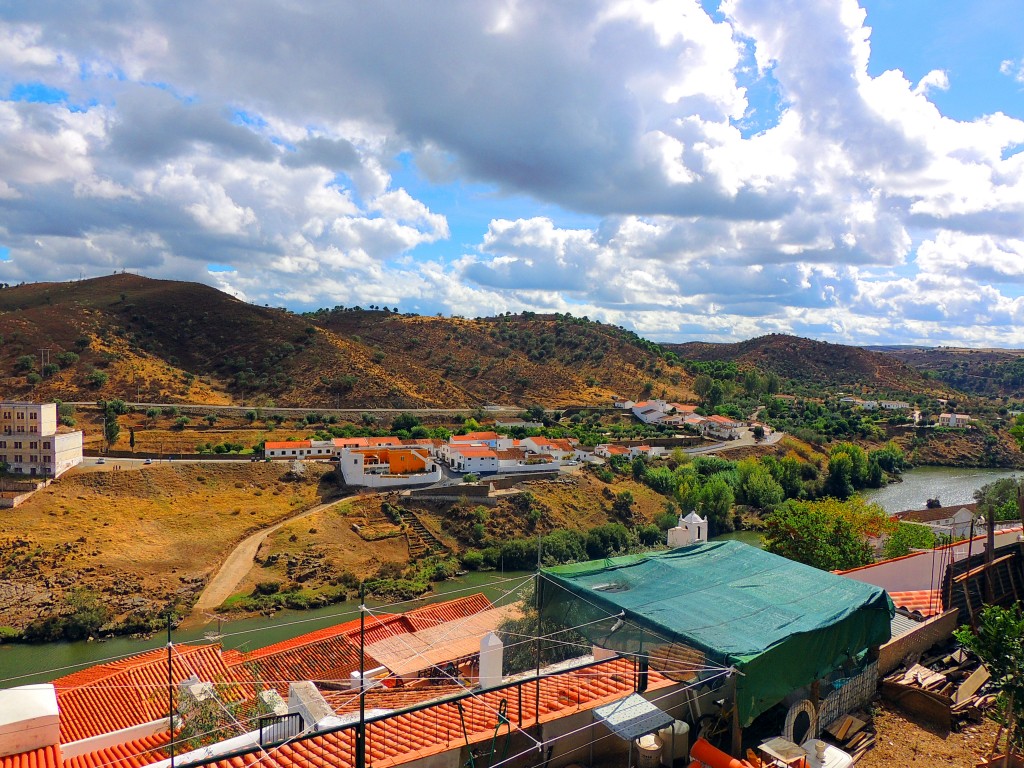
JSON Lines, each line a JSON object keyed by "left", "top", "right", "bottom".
{"left": 185, "top": 493, "right": 353, "bottom": 625}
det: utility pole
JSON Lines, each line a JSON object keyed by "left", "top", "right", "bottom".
{"left": 356, "top": 583, "right": 366, "bottom": 768}
{"left": 39, "top": 348, "right": 51, "bottom": 377}
{"left": 167, "top": 615, "right": 175, "bottom": 768}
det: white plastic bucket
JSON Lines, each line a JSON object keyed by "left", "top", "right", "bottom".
{"left": 635, "top": 734, "right": 663, "bottom": 768}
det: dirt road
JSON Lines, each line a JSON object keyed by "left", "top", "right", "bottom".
{"left": 184, "top": 494, "right": 353, "bottom": 626}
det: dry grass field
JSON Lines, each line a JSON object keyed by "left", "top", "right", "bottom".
{"left": 0, "top": 462, "right": 339, "bottom": 632}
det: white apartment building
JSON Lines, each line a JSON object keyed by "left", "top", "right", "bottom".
{"left": 0, "top": 401, "right": 83, "bottom": 478}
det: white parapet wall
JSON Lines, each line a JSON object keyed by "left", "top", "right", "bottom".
{"left": 0, "top": 684, "right": 60, "bottom": 759}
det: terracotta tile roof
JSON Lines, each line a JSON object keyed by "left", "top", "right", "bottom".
{"left": 53, "top": 645, "right": 239, "bottom": 744}
{"left": 200, "top": 658, "right": 670, "bottom": 768}
{"left": 706, "top": 415, "right": 740, "bottom": 425}
{"left": 401, "top": 594, "right": 495, "bottom": 631}
{"left": 264, "top": 441, "right": 311, "bottom": 450}
{"left": 496, "top": 449, "right": 527, "bottom": 460}
{"left": 332, "top": 438, "right": 370, "bottom": 448}
{"left": 321, "top": 684, "right": 466, "bottom": 715}
{"left": 525, "top": 437, "right": 554, "bottom": 447}
{"left": 888, "top": 589, "right": 943, "bottom": 617}
{"left": 367, "top": 437, "right": 402, "bottom": 447}
{"left": 232, "top": 625, "right": 382, "bottom": 695}
{"left": 364, "top": 605, "right": 520, "bottom": 678}
{"left": 450, "top": 446, "right": 497, "bottom": 458}
{"left": 64, "top": 732, "right": 170, "bottom": 768}
{"left": 226, "top": 595, "right": 496, "bottom": 693}
{"left": 0, "top": 747, "right": 62, "bottom": 768}
{"left": 452, "top": 432, "right": 498, "bottom": 442}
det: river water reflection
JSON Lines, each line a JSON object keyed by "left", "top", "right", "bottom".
{"left": 861, "top": 465, "right": 1021, "bottom": 514}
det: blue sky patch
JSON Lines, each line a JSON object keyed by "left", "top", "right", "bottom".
{"left": 206, "top": 263, "right": 235, "bottom": 273}
{"left": 8, "top": 82, "right": 68, "bottom": 104}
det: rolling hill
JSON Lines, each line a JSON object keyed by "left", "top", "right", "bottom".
{"left": 875, "top": 346, "right": 1024, "bottom": 399}
{"left": 665, "top": 334, "right": 946, "bottom": 396}
{"left": 0, "top": 275, "right": 691, "bottom": 408}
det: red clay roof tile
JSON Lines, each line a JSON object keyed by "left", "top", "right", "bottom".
{"left": 888, "top": 589, "right": 942, "bottom": 617}
{"left": 201, "top": 658, "right": 668, "bottom": 768}
{"left": 64, "top": 731, "right": 170, "bottom": 768}
{"left": 53, "top": 645, "right": 240, "bottom": 744}
{"left": 0, "top": 746, "right": 62, "bottom": 768}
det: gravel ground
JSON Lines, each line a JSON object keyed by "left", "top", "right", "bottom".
{"left": 860, "top": 701, "right": 1002, "bottom": 768}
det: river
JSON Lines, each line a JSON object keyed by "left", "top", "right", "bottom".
{"left": 5, "top": 466, "right": 1020, "bottom": 685}
{"left": 0, "top": 570, "right": 534, "bottom": 686}
{"left": 861, "top": 466, "right": 1021, "bottom": 514}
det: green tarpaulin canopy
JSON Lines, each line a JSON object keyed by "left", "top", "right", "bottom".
{"left": 540, "top": 541, "right": 894, "bottom": 726}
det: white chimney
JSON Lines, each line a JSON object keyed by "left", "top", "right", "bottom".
{"left": 288, "top": 682, "right": 334, "bottom": 728}
{"left": 479, "top": 632, "right": 504, "bottom": 690}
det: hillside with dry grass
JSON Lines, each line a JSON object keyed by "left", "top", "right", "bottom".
{"left": 308, "top": 308, "right": 693, "bottom": 407}
{"left": 0, "top": 462, "right": 344, "bottom": 635}
{"left": 0, "top": 275, "right": 691, "bottom": 408}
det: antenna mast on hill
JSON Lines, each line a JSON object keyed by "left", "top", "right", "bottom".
{"left": 39, "top": 348, "right": 51, "bottom": 376}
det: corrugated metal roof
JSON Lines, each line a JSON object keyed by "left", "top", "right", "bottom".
{"left": 890, "top": 611, "right": 923, "bottom": 639}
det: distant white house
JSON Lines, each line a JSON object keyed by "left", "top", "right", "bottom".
{"left": 893, "top": 503, "right": 977, "bottom": 540}
{"left": 879, "top": 400, "right": 910, "bottom": 410}
{"left": 702, "top": 415, "right": 743, "bottom": 440}
{"left": 494, "top": 418, "right": 543, "bottom": 430}
{"left": 630, "top": 400, "right": 700, "bottom": 427}
{"left": 446, "top": 445, "right": 499, "bottom": 474}
{"left": 938, "top": 413, "right": 971, "bottom": 427}
{"left": 595, "top": 443, "right": 631, "bottom": 459}
{"left": 338, "top": 447, "right": 441, "bottom": 488}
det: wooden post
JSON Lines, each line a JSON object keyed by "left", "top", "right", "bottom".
{"left": 731, "top": 701, "right": 742, "bottom": 757}
{"left": 985, "top": 497, "right": 996, "bottom": 603}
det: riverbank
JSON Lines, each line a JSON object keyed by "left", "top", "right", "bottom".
{"left": 0, "top": 569, "right": 535, "bottom": 686}
{"left": 861, "top": 465, "right": 1021, "bottom": 513}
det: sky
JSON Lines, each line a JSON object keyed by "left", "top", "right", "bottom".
{"left": 0, "top": 0, "right": 1022, "bottom": 347}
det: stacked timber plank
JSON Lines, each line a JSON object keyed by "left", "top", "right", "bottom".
{"left": 881, "top": 641, "right": 996, "bottom": 732}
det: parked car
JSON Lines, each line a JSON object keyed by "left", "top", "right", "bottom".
{"left": 144, "top": 458, "right": 153, "bottom": 465}
{"left": 96, "top": 458, "right": 106, "bottom": 465}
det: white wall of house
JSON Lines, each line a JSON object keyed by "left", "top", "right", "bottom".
{"left": 338, "top": 450, "right": 440, "bottom": 488}
{"left": 842, "top": 527, "right": 1024, "bottom": 592}
{"left": 51, "top": 431, "right": 84, "bottom": 477}
{"left": 496, "top": 460, "right": 560, "bottom": 474}
{"left": 0, "top": 402, "right": 81, "bottom": 478}
{"left": 265, "top": 445, "right": 314, "bottom": 459}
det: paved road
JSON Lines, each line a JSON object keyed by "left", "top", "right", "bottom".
{"left": 66, "top": 401, "right": 522, "bottom": 416}
{"left": 183, "top": 493, "right": 354, "bottom": 626}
